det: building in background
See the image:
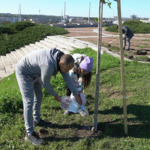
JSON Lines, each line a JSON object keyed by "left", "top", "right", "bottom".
{"left": 130, "top": 15, "right": 137, "bottom": 20}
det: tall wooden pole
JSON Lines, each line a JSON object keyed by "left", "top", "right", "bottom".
{"left": 117, "top": 0, "right": 128, "bottom": 135}
{"left": 94, "top": 0, "right": 103, "bottom": 131}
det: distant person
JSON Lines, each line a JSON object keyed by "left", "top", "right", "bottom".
{"left": 15, "top": 48, "right": 82, "bottom": 145}
{"left": 116, "top": 25, "right": 134, "bottom": 50}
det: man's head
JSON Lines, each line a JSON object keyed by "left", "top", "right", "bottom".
{"left": 59, "top": 54, "right": 74, "bottom": 72}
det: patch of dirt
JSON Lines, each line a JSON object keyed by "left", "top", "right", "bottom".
{"left": 75, "top": 130, "right": 94, "bottom": 138}
{"left": 109, "top": 91, "right": 134, "bottom": 99}
{"left": 100, "top": 86, "right": 134, "bottom": 99}
{"left": 39, "top": 129, "right": 49, "bottom": 136}
{"left": 109, "top": 91, "right": 122, "bottom": 99}
{"left": 37, "top": 124, "right": 101, "bottom": 139}
{"left": 66, "top": 32, "right": 97, "bottom": 37}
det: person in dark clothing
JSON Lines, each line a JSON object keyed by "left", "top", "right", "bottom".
{"left": 116, "top": 25, "right": 134, "bottom": 50}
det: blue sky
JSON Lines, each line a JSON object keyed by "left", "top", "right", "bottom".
{"left": 0, "top": 0, "right": 150, "bottom": 18}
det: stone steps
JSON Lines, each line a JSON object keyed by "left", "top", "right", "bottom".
{"left": 0, "top": 57, "right": 5, "bottom": 79}
{"left": 42, "top": 39, "right": 70, "bottom": 53}
{"left": 1, "top": 55, "right": 14, "bottom": 76}
{"left": 44, "top": 37, "right": 74, "bottom": 51}
{"left": 47, "top": 36, "right": 86, "bottom": 49}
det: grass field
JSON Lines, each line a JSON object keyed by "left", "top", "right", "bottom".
{"left": 1, "top": 48, "right": 150, "bottom": 150}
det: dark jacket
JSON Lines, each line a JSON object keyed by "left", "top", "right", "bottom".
{"left": 122, "top": 25, "right": 134, "bottom": 39}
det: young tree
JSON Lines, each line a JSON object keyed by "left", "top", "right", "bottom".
{"left": 94, "top": 0, "right": 128, "bottom": 135}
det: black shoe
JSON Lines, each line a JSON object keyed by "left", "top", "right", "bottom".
{"left": 25, "top": 131, "right": 44, "bottom": 145}
{"left": 34, "top": 119, "right": 52, "bottom": 128}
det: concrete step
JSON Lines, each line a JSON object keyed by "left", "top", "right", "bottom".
{"left": 29, "top": 44, "right": 43, "bottom": 50}
{"left": 41, "top": 39, "right": 62, "bottom": 48}
{"left": 36, "top": 40, "right": 65, "bottom": 52}
{"left": 0, "top": 55, "right": 14, "bottom": 76}
{"left": 16, "top": 49, "right": 27, "bottom": 57}
{"left": 41, "top": 40, "right": 70, "bottom": 54}
{"left": 35, "top": 41, "right": 49, "bottom": 49}
{"left": 0, "top": 57, "right": 5, "bottom": 70}
{"left": 44, "top": 37, "right": 74, "bottom": 51}
{"left": 6, "top": 53, "right": 18, "bottom": 64}
{"left": 0, "top": 57, "right": 7, "bottom": 79}
{"left": 47, "top": 36, "right": 86, "bottom": 49}
{"left": 24, "top": 45, "right": 36, "bottom": 52}
{"left": 38, "top": 40, "right": 55, "bottom": 49}
{"left": 0, "top": 69, "right": 6, "bottom": 79}
{"left": 1, "top": 55, "right": 11, "bottom": 66}
{"left": 20, "top": 48, "right": 29, "bottom": 54}
{"left": 42, "top": 39, "right": 62, "bottom": 49}
{"left": 11, "top": 50, "right": 23, "bottom": 61}
{"left": 5, "top": 66, "right": 14, "bottom": 76}
{"left": 6, "top": 53, "right": 18, "bottom": 69}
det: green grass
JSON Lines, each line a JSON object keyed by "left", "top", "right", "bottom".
{"left": 142, "top": 39, "right": 150, "bottom": 42}
{"left": 135, "top": 56, "right": 149, "bottom": 61}
{"left": 1, "top": 48, "right": 150, "bottom": 149}
{"left": 139, "top": 44, "right": 149, "bottom": 49}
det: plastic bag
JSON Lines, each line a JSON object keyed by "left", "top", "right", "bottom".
{"left": 60, "top": 96, "right": 72, "bottom": 109}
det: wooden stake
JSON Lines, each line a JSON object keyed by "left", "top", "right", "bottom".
{"left": 94, "top": 0, "right": 103, "bottom": 131}
{"left": 117, "top": 0, "right": 128, "bottom": 135}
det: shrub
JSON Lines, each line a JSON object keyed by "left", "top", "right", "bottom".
{"left": 105, "top": 24, "right": 118, "bottom": 32}
{"left": 0, "top": 22, "right": 68, "bottom": 55}
{"left": 4, "top": 21, "right": 36, "bottom": 32}
{"left": 0, "top": 26, "right": 14, "bottom": 34}
{"left": 106, "top": 20, "right": 150, "bottom": 33}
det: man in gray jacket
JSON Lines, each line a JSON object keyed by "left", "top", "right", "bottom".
{"left": 15, "top": 48, "right": 82, "bottom": 145}
{"left": 116, "top": 25, "right": 134, "bottom": 50}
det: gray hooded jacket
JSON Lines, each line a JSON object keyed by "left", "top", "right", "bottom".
{"left": 16, "top": 48, "right": 78, "bottom": 97}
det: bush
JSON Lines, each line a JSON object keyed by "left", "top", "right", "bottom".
{"left": 0, "top": 26, "right": 14, "bottom": 34}
{"left": 4, "top": 21, "right": 36, "bottom": 33}
{"left": 0, "top": 22, "right": 68, "bottom": 55}
{"left": 105, "top": 24, "right": 118, "bottom": 32}
{"left": 106, "top": 20, "right": 150, "bottom": 33}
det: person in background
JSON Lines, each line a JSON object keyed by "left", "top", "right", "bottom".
{"left": 116, "top": 25, "right": 134, "bottom": 50}
{"left": 64, "top": 54, "right": 94, "bottom": 117}
{"left": 15, "top": 48, "right": 82, "bottom": 145}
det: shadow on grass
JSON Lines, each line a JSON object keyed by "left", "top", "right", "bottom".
{"left": 42, "top": 123, "right": 100, "bottom": 143}
{"left": 40, "top": 104, "right": 150, "bottom": 143}
{"left": 89, "top": 104, "right": 150, "bottom": 138}
{"left": 43, "top": 136, "right": 88, "bottom": 143}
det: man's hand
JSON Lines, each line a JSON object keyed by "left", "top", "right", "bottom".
{"left": 55, "top": 96, "right": 61, "bottom": 102}
{"left": 74, "top": 94, "right": 82, "bottom": 105}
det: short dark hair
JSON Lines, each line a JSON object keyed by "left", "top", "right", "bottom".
{"left": 60, "top": 54, "right": 74, "bottom": 65}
